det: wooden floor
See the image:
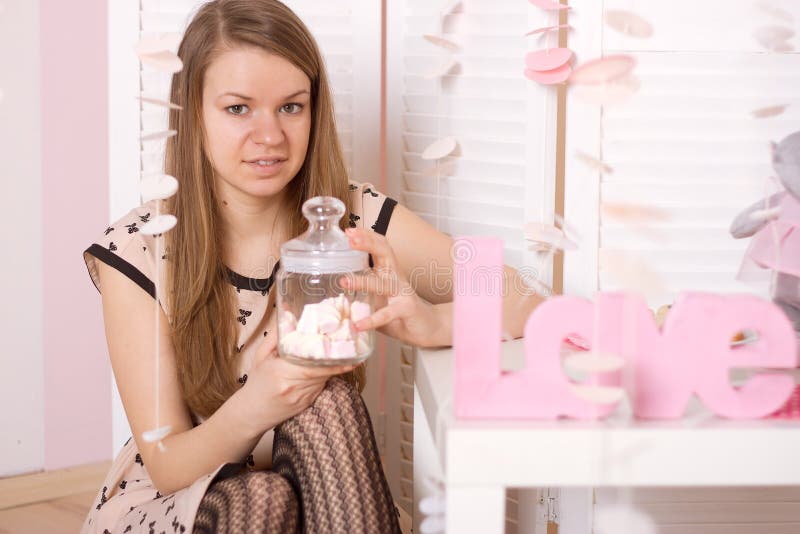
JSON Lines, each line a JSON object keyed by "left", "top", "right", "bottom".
{"left": 0, "top": 461, "right": 109, "bottom": 534}
{"left": 0, "top": 491, "right": 95, "bottom": 533}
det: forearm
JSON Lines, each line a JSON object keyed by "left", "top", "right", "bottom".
{"left": 430, "top": 266, "right": 545, "bottom": 345}
{"left": 501, "top": 265, "right": 546, "bottom": 339}
{"left": 145, "top": 387, "right": 264, "bottom": 495}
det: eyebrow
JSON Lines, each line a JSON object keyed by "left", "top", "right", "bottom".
{"left": 218, "top": 89, "right": 310, "bottom": 101}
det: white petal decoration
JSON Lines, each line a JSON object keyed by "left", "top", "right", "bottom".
{"left": 524, "top": 63, "right": 573, "bottom": 85}
{"left": 140, "top": 174, "right": 179, "bottom": 202}
{"left": 565, "top": 333, "right": 591, "bottom": 350}
{"left": 595, "top": 504, "right": 657, "bottom": 534}
{"left": 423, "top": 34, "right": 460, "bottom": 51}
{"left": 524, "top": 222, "right": 578, "bottom": 251}
{"left": 419, "top": 493, "right": 446, "bottom": 515}
{"left": 731, "top": 329, "right": 759, "bottom": 347}
{"left": 140, "top": 214, "right": 178, "bottom": 236}
{"left": 601, "top": 202, "right": 669, "bottom": 224}
{"left": 139, "top": 50, "right": 184, "bottom": 74}
{"left": 773, "top": 42, "right": 796, "bottom": 53}
{"left": 135, "top": 33, "right": 181, "bottom": 56}
{"left": 141, "top": 130, "right": 177, "bottom": 142}
{"left": 529, "top": 0, "right": 571, "bottom": 11}
{"left": 749, "top": 206, "right": 782, "bottom": 222}
{"left": 419, "top": 515, "right": 446, "bottom": 534}
{"left": 526, "top": 48, "right": 573, "bottom": 72}
{"left": 424, "top": 58, "right": 460, "bottom": 79}
{"left": 137, "top": 95, "right": 183, "bottom": 110}
{"left": 757, "top": 1, "right": 794, "bottom": 22}
{"left": 604, "top": 10, "right": 654, "bottom": 39}
{"left": 569, "top": 384, "right": 625, "bottom": 404}
{"left": 440, "top": 0, "right": 462, "bottom": 15}
{"left": 422, "top": 136, "right": 458, "bottom": 160}
{"left": 569, "top": 55, "right": 636, "bottom": 85}
{"left": 753, "top": 25, "right": 795, "bottom": 50}
{"left": 575, "top": 151, "right": 614, "bottom": 174}
{"left": 525, "top": 24, "right": 571, "bottom": 36}
{"left": 601, "top": 250, "right": 665, "bottom": 299}
{"left": 142, "top": 425, "right": 172, "bottom": 442}
{"left": 751, "top": 104, "right": 789, "bottom": 118}
{"left": 0, "top": 88, "right": 4, "bottom": 104}
{"left": 563, "top": 352, "right": 625, "bottom": 373}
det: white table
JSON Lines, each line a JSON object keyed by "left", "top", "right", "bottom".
{"left": 413, "top": 339, "right": 800, "bottom": 534}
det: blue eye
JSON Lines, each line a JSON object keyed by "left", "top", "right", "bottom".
{"left": 281, "top": 103, "right": 303, "bottom": 114}
{"left": 226, "top": 104, "right": 249, "bottom": 116}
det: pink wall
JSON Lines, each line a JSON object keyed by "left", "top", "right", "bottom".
{"left": 41, "top": 0, "right": 112, "bottom": 470}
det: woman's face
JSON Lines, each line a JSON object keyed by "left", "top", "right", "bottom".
{"left": 202, "top": 46, "right": 312, "bottom": 201}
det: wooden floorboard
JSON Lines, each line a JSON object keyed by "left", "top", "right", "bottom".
{"left": 0, "top": 490, "right": 95, "bottom": 534}
{"left": 0, "top": 461, "right": 109, "bottom": 509}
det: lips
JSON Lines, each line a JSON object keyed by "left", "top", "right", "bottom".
{"left": 246, "top": 156, "right": 287, "bottom": 165}
{"left": 245, "top": 158, "right": 287, "bottom": 176}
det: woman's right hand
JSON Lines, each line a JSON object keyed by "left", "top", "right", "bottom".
{"left": 239, "top": 327, "right": 356, "bottom": 436}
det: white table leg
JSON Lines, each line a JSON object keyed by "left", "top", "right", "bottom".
{"left": 446, "top": 485, "right": 505, "bottom": 534}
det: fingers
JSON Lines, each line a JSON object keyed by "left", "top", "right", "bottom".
{"left": 340, "top": 271, "right": 402, "bottom": 297}
{"left": 345, "top": 227, "right": 398, "bottom": 271}
{"left": 353, "top": 305, "right": 399, "bottom": 331}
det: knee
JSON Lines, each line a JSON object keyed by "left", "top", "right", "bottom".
{"left": 243, "top": 471, "right": 298, "bottom": 513}
{"left": 314, "top": 377, "right": 361, "bottom": 407}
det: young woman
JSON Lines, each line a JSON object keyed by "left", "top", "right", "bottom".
{"left": 82, "top": 1, "right": 542, "bottom": 532}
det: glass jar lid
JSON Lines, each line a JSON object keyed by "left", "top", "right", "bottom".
{"left": 280, "top": 196, "right": 368, "bottom": 273}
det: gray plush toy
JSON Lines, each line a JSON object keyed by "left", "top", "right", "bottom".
{"left": 730, "top": 130, "right": 800, "bottom": 341}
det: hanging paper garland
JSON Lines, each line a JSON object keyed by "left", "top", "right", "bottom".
{"left": 524, "top": 1, "right": 574, "bottom": 86}
{"left": 134, "top": 33, "right": 183, "bottom": 452}
{"left": 140, "top": 174, "right": 179, "bottom": 203}
{"left": 574, "top": 150, "right": 614, "bottom": 174}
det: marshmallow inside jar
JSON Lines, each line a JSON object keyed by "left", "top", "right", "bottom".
{"left": 276, "top": 196, "right": 375, "bottom": 366}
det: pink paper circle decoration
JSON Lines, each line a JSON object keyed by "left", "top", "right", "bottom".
{"left": 525, "top": 48, "right": 573, "bottom": 72}
{"left": 524, "top": 63, "right": 572, "bottom": 85}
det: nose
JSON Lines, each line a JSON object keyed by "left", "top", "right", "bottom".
{"left": 251, "top": 111, "right": 286, "bottom": 146}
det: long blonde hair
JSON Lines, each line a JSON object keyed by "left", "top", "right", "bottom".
{"left": 164, "top": 0, "right": 362, "bottom": 419}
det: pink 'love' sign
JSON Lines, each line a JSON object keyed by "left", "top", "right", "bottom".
{"left": 453, "top": 237, "right": 797, "bottom": 420}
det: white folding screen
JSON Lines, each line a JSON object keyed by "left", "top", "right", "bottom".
{"left": 561, "top": 1, "right": 800, "bottom": 531}
{"left": 108, "top": 0, "right": 382, "bottom": 455}
{"left": 563, "top": 0, "right": 800, "bottom": 307}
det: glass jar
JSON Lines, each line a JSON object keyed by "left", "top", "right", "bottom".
{"left": 276, "top": 196, "right": 374, "bottom": 366}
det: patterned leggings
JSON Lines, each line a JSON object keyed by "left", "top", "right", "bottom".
{"left": 192, "top": 378, "right": 402, "bottom": 533}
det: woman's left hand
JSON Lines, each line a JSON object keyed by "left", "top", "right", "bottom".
{"left": 341, "top": 227, "right": 449, "bottom": 348}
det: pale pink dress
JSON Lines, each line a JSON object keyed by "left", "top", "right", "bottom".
{"left": 80, "top": 181, "right": 397, "bottom": 533}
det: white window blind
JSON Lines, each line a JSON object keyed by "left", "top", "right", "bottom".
{"left": 564, "top": 0, "right": 800, "bottom": 308}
